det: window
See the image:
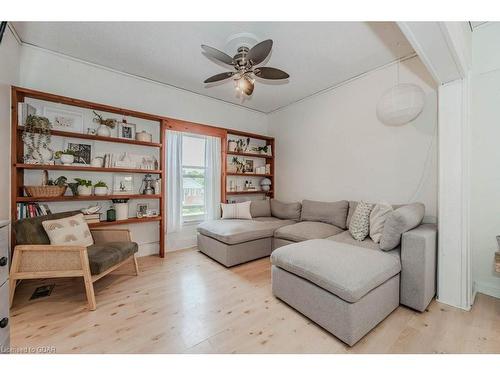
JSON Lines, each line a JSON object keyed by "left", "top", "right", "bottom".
{"left": 182, "top": 135, "right": 206, "bottom": 223}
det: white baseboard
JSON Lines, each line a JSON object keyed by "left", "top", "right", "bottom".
{"left": 473, "top": 280, "right": 500, "bottom": 300}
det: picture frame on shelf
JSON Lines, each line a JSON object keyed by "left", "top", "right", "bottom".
{"left": 118, "top": 122, "right": 136, "bottom": 140}
{"left": 43, "top": 106, "right": 84, "bottom": 133}
{"left": 136, "top": 203, "right": 149, "bottom": 218}
{"left": 63, "top": 140, "right": 93, "bottom": 165}
{"left": 113, "top": 175, "right": 134, "bottom": 194}
{"left": 244, "top": 159, "right": 254, "bottom": 173}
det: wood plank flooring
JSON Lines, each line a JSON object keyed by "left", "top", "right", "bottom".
{"left": 9, "top": 248, "right": 500, "bottom": 354}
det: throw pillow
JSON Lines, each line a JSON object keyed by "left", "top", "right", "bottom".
{"left": 42, "top": 213, "right": 94, "bottom": 247}
{"left": 349, "top": 201, "right": 374, "bottom": 241}
{"left": 300, "top": 200, "right": 349, "bottom": 229}
{"left": 221, "top": 201, "right": 252, "bottom": 220}
{"left": 379, "top": 202, "right": 425, "bottom": 251}
{"left": 369, "top": 203, "right": 393, "bottom": 243}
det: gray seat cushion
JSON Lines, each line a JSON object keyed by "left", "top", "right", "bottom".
{"left": 327, "top": 230, "right": 381, "bottom": 251}
{"left": 274, "top": 221, "right": 344, "bottom": 242}
{"left": 197, "top": 219, "right": 295, "bottom": 245}
{"left": 87, "top": 241, "right": 138, "bottom": 275}
{"left": 300, "top": 200, "right": 349, "bottom": 229}
{"left": 271, "top": 239, "right": 401, "bottom": 303}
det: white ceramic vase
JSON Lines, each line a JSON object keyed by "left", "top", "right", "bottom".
{"left": 94, "top": 186, "right": 108, "bottom": 196}
{"left": 96, "top": 124, "right": 111, "bottom": 137}
{"left": 77, "top": 185, "right": 92, "bottom": 196}
{"left": 114, "top": 203, "right": 129, "bottom": 221}
{"left": 228, "top": 141, "right": 237, "bottom": 152}
{"left": 60, "top": 154, "right": 74, "bottom": 165}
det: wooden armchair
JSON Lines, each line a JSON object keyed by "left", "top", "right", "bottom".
{"left": 10, "top": 211, "right": 139, "bottom": 311}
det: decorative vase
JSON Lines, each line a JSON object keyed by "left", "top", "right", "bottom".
{"left": 106, "top": 207, "right": 116, "bottom": 222}
{"left": 77, "top": 185, "right": 92, "bottom": 196}
{"left": 228, "top": 141, "right": 237, "bottom": 152}
{"left": 60, "top": 154, "right": 74, "bottom": 165}
{"left": 114, "top": 202, "right": 129, "bottom": 221}
{"left": 96, "top": 124, "right": 111, "bottom": 137}
{"left": 36, "top": 147, "right": 53, "bottom": 164}
{"left": 91, "top": 157, "right": 104, "bottom": 167}
{"left": 136, "top": 131, "right": 152, "bottom": 142}
{"left": 94, "top": 186, "right": 108, "bottom": 196}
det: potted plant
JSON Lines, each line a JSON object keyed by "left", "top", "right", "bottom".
{"left": 22, "top": 114, "right": 53, "bottom": 163}
{"left": 55, "top": 149, "right": 77, "bottom": 165}
{"left": 93, "top": 110, "right": 117, "bottom": 137}
{"left": 74, "top": 178, "right": 93, "bottom": 196}
{"left": 94, "top": 181, "right": 109, "bottom": 196}
{"left": 252, "top": 145, "right": 269, "bottom": 155}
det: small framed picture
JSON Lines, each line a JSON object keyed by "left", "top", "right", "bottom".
{"left": 113, "top": 175, "right": 134, "bottom": 194}
{"left": 44, "top": 106, "right": 84, "bottom": 133}
{"left": 136, "top": 203, "right": 149, "bottom": 218}
{"left": 118, "top": 122, "right": 136, "bottom": 139}
{"left": 244, "top": 159, "right": 254, "bottom": 173}
{"left": 64, "top": 140, "right": 93, "bottom": 165}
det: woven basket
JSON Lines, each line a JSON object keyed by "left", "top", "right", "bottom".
{"left": 24, "top": 185, "right": 67, "bottom": 198}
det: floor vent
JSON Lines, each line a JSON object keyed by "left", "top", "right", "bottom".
{"left": 30, "top": 285, "right": 55, "bottom": 300}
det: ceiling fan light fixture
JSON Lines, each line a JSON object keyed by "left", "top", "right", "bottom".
{"left": 236, "top": 76, "right": 254, "bottom": 96}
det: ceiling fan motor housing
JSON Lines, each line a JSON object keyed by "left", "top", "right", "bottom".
{"left": 234, "top": 46, "right": 251, "bottom": 70}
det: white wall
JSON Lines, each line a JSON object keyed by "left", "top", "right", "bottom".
{"left": 268, "top": 56, "right": 438, "bottom": 219}
{"left": 471, "top": 23, "right": 500, "bottom": 299}
{"left": 18, "top": 44, "right": 268, "bottom": 256}
{"left": 0, "top": 26, "right": 21, "bottom": 220}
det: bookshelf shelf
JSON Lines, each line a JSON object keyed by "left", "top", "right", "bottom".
{"left": 88, "top": 216, "right": 161, "bottom": 228}
{"left": 15, "top": 163, "right": 162, "bottom": 175}
{"left": 16, "top": 194, "right": 161, "bottom": 203}
{"left": 226, "top": 190, "right": 273, "bottom": 195}
{"left": 226, "top": 151, "right": 274, "bottom": 159}
{"left": 17, "top": 127, "right": 162, "bottom": 148}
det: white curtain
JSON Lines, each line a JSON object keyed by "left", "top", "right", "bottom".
{"left": 204, "top": 135, "right": 221, "bottom": 220}
{"left": 166, "top": 130, "right": 183, "bottom": 233}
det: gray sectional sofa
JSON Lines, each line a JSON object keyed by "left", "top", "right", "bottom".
{"left": 197, "top": 199, "right": 437, "bottom": 346}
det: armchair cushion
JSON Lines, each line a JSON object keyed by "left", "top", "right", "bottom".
{"left": 13, "top": 211, "right": 82, "bottom": 245}
{"left": 87, "top": 241, "right": 138, "bottom": 275}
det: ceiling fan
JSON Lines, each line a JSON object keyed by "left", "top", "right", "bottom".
{"left": 201, "top": 39, "right": 289, "bottom": 96}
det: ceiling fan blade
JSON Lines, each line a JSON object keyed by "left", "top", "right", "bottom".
{"left": 254, "top": 67, "right": 290, "bottom": 80}
{"left": 201, "top": 45, "right": 234, "bottom": 65}
{"left": 204, "top": 72, "right": 236, "bottom": 83}
{"left": 247, "top": 39, "right": 273, "bottom": 65}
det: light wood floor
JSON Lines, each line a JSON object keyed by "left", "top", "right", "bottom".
{"left": 9, "top": 248, "right": 500, "bottom": 354}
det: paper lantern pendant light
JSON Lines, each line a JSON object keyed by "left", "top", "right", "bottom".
{"left": 377, "top": 83, "right": 425, "bottom": 126}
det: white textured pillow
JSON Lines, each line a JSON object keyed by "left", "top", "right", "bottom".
{"left": 349, "top": 201, "right": 374, "bottom": 241}
{"left": 221, "top": 201, "right": 252, "bottom": 220}
{"left": 42, "top": 213, "right": 94, "bottom": 247}
{"left": 369, "top": 203, "right": 393, "bottom": 243}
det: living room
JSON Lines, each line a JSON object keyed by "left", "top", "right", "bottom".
{"left": 1, "top": 0, "right": 499, "bottom": 372}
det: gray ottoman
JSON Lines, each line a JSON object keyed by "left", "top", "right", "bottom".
{"left": 271, "top": 239, "right": 401, "bottom": 346}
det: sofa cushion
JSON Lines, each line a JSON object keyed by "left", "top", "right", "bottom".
{"left": 87, "top": 241, "right": 138, "bottom": 275}
{"left": 221, "top": 201, "right": 252, "bottom": 220}
{"left": 13, "top": 210, "right": 82, "bottom": 245}
{"left": 327, "top": 230, "right": 381, "bottom": 251}
{"left": 274, "top": 221, "right": 344, "bottom": 242}
{"left": 369, "top": 203, "right": 393, "bottom": 243}
{"left": 250, "top": 200, "right": 271, "bottom": 218}
{"left": 300, "top": 200, "right": 349, "bottom": 229}
{"left": 198, "top": 219, "right": 295, "bottom": 245}
{"left": 270, "top": 199, "right": 301, "bottom": 220}
{"left": 270, "top": 239, "right": 401, "bottom": 303}
{"left": 380, "top": 203, "right": 425, "bottom": 251}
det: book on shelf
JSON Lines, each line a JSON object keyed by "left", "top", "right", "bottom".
{"left": 83, "top": 213, "right": 101, "bottom": 223}
{"left": 16, "top": 202, "right": 51, "bottom": 220}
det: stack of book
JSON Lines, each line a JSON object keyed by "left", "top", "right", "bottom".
{"left": 83, "top": 213, "right": 101, "bottom": 224}
{"left": 16, "top": 203, "right": 51, "bottom": 220}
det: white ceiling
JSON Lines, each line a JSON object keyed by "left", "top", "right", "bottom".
{"left": 12, "top": 22, "right": 414, "bottom": 113}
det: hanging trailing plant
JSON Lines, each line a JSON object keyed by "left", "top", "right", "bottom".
{"left": 22, "top": 114, "right": 53, "bottom": 161}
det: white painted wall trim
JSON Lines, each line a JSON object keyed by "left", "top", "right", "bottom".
{"left": 437, "top": 78, "right": 472, "bottom": 310}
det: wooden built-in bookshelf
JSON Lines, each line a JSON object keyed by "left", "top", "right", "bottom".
{"left": 11, "top": 86, "right": 166, "bottom": 257}
{"left": 224, "top": 129, "right": 275, "bottom": 202}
